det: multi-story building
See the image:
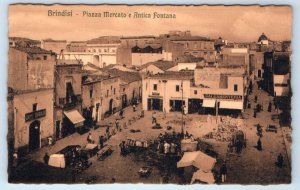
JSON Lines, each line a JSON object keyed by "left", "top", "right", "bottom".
{"left": 142, "top": 71, "right": 194, "bottom": 113}
{"left": 66, "top": 41, "right": 87, "bottom": 52}
{"left": 103, "top": 69, "right": 142, "bottom": 108}
{"left": 8, "top": 47, "right": 56, "bottom": 91}
{"left": 263, "top": 51, "right": 291, "bottom": 97}
{"left": 191, "top": 65, "right": 247, "bottom": 114}
{"left": 54, "top": 60, "right": 85, "bottom": 138}
{"left": 170, "top": 36, "right": 216, "bottom": 62}
{"left": 81, "top": 72, "right": 120, "bottom": 124}
{"left": 8, "top": 46, "right": 56, "bottom": 154}
{"left": 41, "top": 39, "right": 67, "bottom": 54}
{"left": 8, "top": 88, "right": 54, "bottom": 154}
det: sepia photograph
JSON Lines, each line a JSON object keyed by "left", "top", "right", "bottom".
{"left": 7, "top": 4, "right": 292, "bottom": 185}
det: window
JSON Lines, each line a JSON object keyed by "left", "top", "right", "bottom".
{"left": 234, "top": 84, "right": 238, "bottom": 92}
{"left": 176, "top": 85, "right": 180, "bottom": 92}
{"left": 107, "top": 89, "right": 109, "bottom": 96}
{"left": 111, "top": 86, "right": 113, "bottom": 90}
{"left": 153, "top": 84, "right": 157, "bottom": 91}
{"left": 43, "top": 55, "right": 47, "bottom": 60}
{"left": 146, "top": 83, "right": 148, "bottom": 90}
{"left": 194, "top": 90, "right": 197, "bottom": 95}
{"left": 114, "top": 88, "right": 116, "bottom": 95}
{"left": 89, "top": 88, "right": 93, "bottom": 99}
{"left": 123, "top": 88, "right": 125, "bottom": 92}
{"left": 32, "top": 103, "right": 37, "bottom": 111}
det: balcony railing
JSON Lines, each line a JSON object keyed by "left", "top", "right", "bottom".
{"left": 58, "top": 94, "right": 82, "bottom": 110}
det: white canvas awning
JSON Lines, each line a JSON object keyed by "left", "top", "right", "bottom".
{"left": 64, "top": 110, "right": 85, "bottom": 126}
{"left": 191, "top": 170, "right": 215, "bottom": 184}
{"left": 177, "top": 151, "right": 216, "bottom": 172}
{"left": 219, "top": 100, "right": 243, "bottom": 110}
{"left": 202, "top": 99, "right": 216, "bottom": 108}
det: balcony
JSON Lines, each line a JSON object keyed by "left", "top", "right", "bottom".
{"left": 58, "top": 94, "right": 82, "bottom": 110}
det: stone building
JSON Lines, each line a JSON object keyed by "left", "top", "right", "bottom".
{"left": 54, "top": 60, "right": 85, "bottom": 138}
{"left": 81, "top": 71, "right": 120, "bottom": 124}
{"left": 42, "top": 39, "right": 67, "bottom": 54}
{"left": 103, "top": 69, "right": 142, "bottom": 108}
{"left": 263, "top": 51, "right": 291, "bottom": 97}
{"left": 9, "top": 88, "right": 54, "bottom": 154}
{"left": 8, "top": 47, "right": 56, "bottom": 91}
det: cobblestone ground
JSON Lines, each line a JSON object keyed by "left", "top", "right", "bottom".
{"left": 27, "top": 80, "right": 291, "bottom": 184}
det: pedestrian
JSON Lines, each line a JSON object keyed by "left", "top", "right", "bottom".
{"left": 268, "top": 102, "right": 272, "bottom": 112}
{"left": 170, "top": 142, "right": 176, "bottom": 154}
{"left": 106, "top": 126, "right": 110, "bottom": 139}
{"left": 164, "top": 141, "right": 170, "bottom": 154}
{"left": 132, "top": 104, "right": 136, "bottom": 112}
{"left": 253, "top": 110, "right": 257, "bottom": 118}
{"left": 119, "top": 109, "right": 124, "bottom": 118}
{"left": 152, "top": 111, "right": 157, "bottom": 124}
{"left": 276, "top": 153, "right": 284, "bottom": 168}
{"left": 43, "top": 152, "right": 49, "bottom": 165}
{"left": 220, "top": 162, "right": 227, "bottom": 183}
{"left": 12, "top": 151, "right": 18, "bottom": 167}
{"left": 99, "top": 135, "right": 104, "bottom": 149}
{"left": 115, "top": 119, "right": 120, "bottom": 132}
{"left": 254, "top": 95, "right": 258, "bottom": 103}
{"left": 87, "top": 132, "right": 93, "bottom": 143}
{"left": 257, "top": 138, "right": 262, "bottom": 151}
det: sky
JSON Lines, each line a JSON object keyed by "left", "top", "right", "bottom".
{"left": 8, "top": 4, "right": 292, "bottom": 42}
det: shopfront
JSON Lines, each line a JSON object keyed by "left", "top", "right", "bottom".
{"left": 13, "top": 89, "right": 54, "bottom": 153}
{"left": 201, "top": 94, "right": 244, "bottom": 115}
{"left": 62, "top": 109, "right": 85, "bottom": 136}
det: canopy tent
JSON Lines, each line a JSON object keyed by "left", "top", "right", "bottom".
{"left": 219, "top": 100, "right": 243, "bottom": 110}
{"left": 177, "top": 151, "right": 216, "bottom": 172}
{"left": 191, "top": 170, "right": 215, "bottom": 184}
{"left": 63, "top": 110, "right": 85, "bottom": 127}
{"left": 202, "top": 99, "right": 216, "bottom": 108}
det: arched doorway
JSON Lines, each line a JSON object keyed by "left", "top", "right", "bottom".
{"left": 109, "top": 99, "right": 113, "bottom": 114}
{"left": 28, "top": 120, "right": 40, "bottom": 151}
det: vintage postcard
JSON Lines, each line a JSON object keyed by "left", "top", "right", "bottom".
{"left": 7, "top": 4, "right": 292, "bottom": 184}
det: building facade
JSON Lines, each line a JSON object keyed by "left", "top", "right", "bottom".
{"left": 54, "top": 62, "right": 85, "bottom": 138}
{"left": 11, "top": 88, "right": 54, "bottom": 153}
{"left": 263, "top": 52, "right": 291, "bottom": 96}
{"left": 142, "top": 71, "right": 194, "bottom": 113}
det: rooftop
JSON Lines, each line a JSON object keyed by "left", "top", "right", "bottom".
{"left": 103, "top": 69, "right": 142, "bottom": 83}
{"left": 43, "top": 39, "right": 67, "bottom": 43}
{"left": 146, "top": 71, "right": 194, "bottom": 80}
{"left": 13, "top": 46, "right": 54, "bottom": 55}
{"left": 170, "top": 36, "right": 213, "bottom": 42}
{"left": 176, "top": 54, "right": 204, "bottom": 63}
{"left": 139, "top": 60, "right": 177, "bottom": 71}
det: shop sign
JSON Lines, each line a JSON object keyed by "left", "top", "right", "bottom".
{"left": 204, "top": 94, "right": 242, "bottom": 100}
{"left": 152, "top": 92, "right": 160, "bottom": 96}
{"left": 25, "top": 109, "right": 46, "bottom": 122}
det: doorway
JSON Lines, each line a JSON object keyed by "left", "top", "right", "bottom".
{"left": 29, "top": 120, "right": 40, "bottom": 151}
{"left": 109, "top": 99, "right": 113, "bottom": 114}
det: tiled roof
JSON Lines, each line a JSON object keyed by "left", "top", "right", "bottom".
{"left": 104, "top": 69, "right": 141, "bottom": 83}
{"left": 13, "top": 47, "right": 54, "bottom": 54}
{"left": 43, "top": 39, "right": 67, "bottom": 43}
{"left": 139, "top": 61, "right": 177, "bottom": 71}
